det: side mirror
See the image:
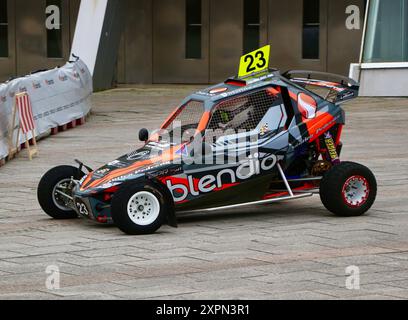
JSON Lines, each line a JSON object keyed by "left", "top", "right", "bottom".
{"left": 139, "top": 128, "right": 149, "bottom": 142}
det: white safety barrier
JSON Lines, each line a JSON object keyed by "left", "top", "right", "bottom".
{"left": 0, "top": 59, "right": 92, "bottom": 160}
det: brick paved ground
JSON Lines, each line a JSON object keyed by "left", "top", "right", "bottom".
{"left": 0, "top": 86, "right": 407, "bottom": 300}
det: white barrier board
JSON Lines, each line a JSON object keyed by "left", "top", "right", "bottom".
{"left": 0, "top": 59, "right": 93, "bottom": 160}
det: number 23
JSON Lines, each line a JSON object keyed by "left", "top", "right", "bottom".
{"left": 245, "top": 50, "right": 267, "bottom": 73}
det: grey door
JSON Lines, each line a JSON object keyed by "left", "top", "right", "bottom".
{"left": 14, "top": 0, "right": 72, "bottom": 76}
{"left": 327, "top": 0, "right": 365, "bottom": 75}
{"left": 267, "top": 0, "right": 328, "bottom": 72}
{"left": 209, "top": 0, "right": 244, "bottom": 83}
{"left": 209, "top": 0, "right": 268, "bottom": 83}
{"left": 152, "top": 0, "right": 268, "bottom": 84}
{"left": 153, "top": 0, "right": 210, "bottom": 84}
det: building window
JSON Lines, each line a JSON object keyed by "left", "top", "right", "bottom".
{"left": 363, "top": 0, "right": 408, "bottom": 63}
{"left": 0, "top": 0, "right": 8, "bottom": 58}
{"left": 243, "top": 0, "right": 260, "bottom": 54}
{"left": 46, "top": 0, "right": 63, "bottom": 58}
{"left": 185, "top": 0, "right": 202, "bottom": 59}
{"left": 302, "top": 0, "right": 320, "bottom": 59}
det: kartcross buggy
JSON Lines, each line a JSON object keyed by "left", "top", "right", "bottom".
{"left": 38, "top": 69, "right": 377, "bottom": 235}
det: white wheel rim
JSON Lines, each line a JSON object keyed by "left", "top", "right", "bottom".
{"left": 52, "top": 178, "right": 72, "bottom": 211}
{"left": 127, "top": 191, "right": 160, "bottom": 226}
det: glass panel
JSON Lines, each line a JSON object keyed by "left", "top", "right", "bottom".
{"left": 363, "top": 0, "right": 408, "bottom": 63}
{"left": 0, "top": 0, "right": 8, "bottom": 57}
{"left": 302, "top": 0, "right": 320, "bottom": 59}
{"left": 243, "top": 0, "right": 260, "bottom": 54}
{"left": 186, "top": 0, "right": 202, "bottom": 59}
{"left": 46, "top": 0, "right": 63, "bottom": 58}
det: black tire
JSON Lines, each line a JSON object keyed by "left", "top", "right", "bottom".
{"left": 37, "top": 166, "right": 85, "bottom": 219}
{"left": 320, "top": 162, "right": 377, "bottom": 217}
{"left": 111, "top": 181, "right": 172, "bottom": 235}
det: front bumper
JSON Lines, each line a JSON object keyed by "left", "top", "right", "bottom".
{"left": 73, "top": 187, "right": 113, "bottom": 224}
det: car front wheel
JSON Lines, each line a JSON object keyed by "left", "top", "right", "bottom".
{"left": 111, "top": 182, "right": 171, "bottom": 235}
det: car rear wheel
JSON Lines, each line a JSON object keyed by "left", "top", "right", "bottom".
{"left": 111, "top": 182, "right": 171, "bottom": 235}
{"left": 38, "top": 166, "right": 85, "bottom": 219}
{"left": 320, "top": 162, "right": 377, "bottom": 217}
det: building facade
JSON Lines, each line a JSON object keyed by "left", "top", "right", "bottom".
{"left": 355, "top": 0, "right": 408, "bottom": 96}
{"left": 0, "top": 0, "right": 80, "bottom": 82}
{"left": 0, "top": 0, "right": 366, "bottom": 85}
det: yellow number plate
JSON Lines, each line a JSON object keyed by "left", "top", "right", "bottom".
{"left": 238, "top": 45, "right": 271, "bottom": 78}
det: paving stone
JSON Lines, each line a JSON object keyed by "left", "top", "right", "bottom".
{"left": 0, "top": 89, "right": 407, "bottom": 299}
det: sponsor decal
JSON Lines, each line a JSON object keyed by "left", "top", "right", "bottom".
{"left": 292, "top": 135, "right": 314, "bottom": 149}
{"left": 260, "top": 123, "right": 269, "bottom": 136}
{"left": 92, "top": 168, "right": 111, "bottom": 179}
{"left": 324, "top": 132, "right": 340, "bottom": 162}
{"left": 196, "top": 91, "right": 213, "bottom": 97}
{"left": 219, "top": 86, "right": 253, "bottom": 99}
{"left": 133, "top": 161, "right": 171, "bottom": 175}
{"left": 127, "top": 150, "right": 150, "bottom": 161}
{"left": 292, "top": 79, "right": 346, "bottom": 93}
{"left": 106, "top": 161, "right": 172, "bottom": 185}
{"left": 247, "top": 73, "right": 275, "bottom": 85}
{"left": 45, "top": 79, "right": 55, "bottom": 85}
{"left": 107, "top": 160, "right": 128, "bottom": 168}
{"left": 151, "top": 166, "right": 183, "bottom": 178}
{"left": 165, "top": 154, "right": 283, "bottom": 202}
{"left": 95, "top": 168, "right": 110, "bottom": 175}
{"left": 315, "top": 114, "right": 341, "bottom": 136}
{"left": 59, "top": 75, "right": 68, "bottom": 82}
{"left": 338, "top": 91, "right": 355, "bottom": 101}
{"left": 32, "top": 82, "right": 42, "bottom": 90}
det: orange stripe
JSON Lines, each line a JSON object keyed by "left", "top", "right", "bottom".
{"left": 197, "top": 111, "right": 210, "bottom": 132}
{"left": 82, "top": 148, "right": 180, "bottom": 190}
{"left": 306, "top": 112, "right": 335, "bottom": 142}
{"left": 161, "top": 106, "right": 182, "bottom": 129}
{"left": 288, "top": 90, "right": 298, "bottom": 101}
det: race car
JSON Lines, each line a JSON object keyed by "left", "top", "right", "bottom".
{"left": 37, "top": 67, "right": 377, "bottom": 235}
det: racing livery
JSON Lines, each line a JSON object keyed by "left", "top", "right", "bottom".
{"left": 38, "top": 68, "right": 377, "bottom": 235}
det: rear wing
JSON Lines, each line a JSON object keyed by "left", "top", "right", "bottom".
{"left": 282, "top": 70, "right": 359, "bottom": 105}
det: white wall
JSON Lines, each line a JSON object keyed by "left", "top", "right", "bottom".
{"left": 351, "top": 63, "right": 408, "bottom": 97}
{"left": 70, "top": 0, "right": 109, "bottom": 76}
